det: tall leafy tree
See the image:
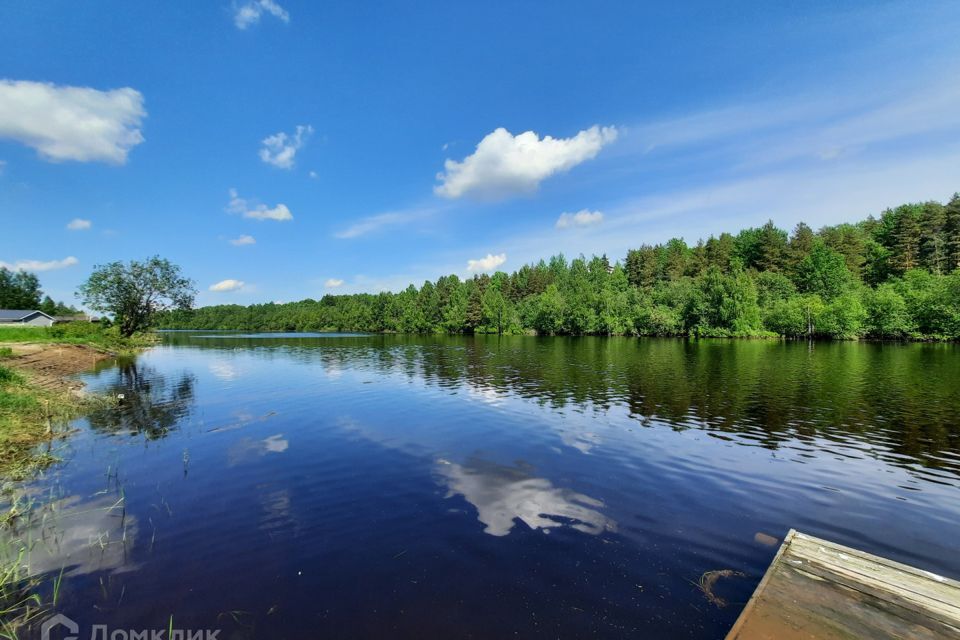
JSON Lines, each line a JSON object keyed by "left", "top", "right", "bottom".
{"left": 795, "top": 242, "right": 851, "bottom": 300}
{"left": 691, "top": 267, "right": 761, "bottom": 333}
{"left": 532, "top": 285, "right": 565, "bottom": 335}
{"left": 78, "top": 256, "right": 196, "bottom": 336}
{"left": 0, "top": 268, "right": 42, "bottom": 309}
{"left": 481, "top": 281, "right": 510, "bottom": 334}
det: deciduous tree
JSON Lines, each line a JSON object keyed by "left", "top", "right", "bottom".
{"left": 78, "top": 256, "right": 195, "bottom": 337}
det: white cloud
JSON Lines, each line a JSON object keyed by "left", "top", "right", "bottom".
{"left": 435, "top": 125, "right": 618, "bottom": 200}
{"left": 230, "top": 234, "right": 256, "bottom": 246}
{"left": 209, "top": 279, "right": 245, "bottom": 292}
{"left": 66, "top": 218, "right": 92, "bottom": 231}
{"left": 309, "top": 170, "right": 318, "bottom": 179}
{"left": 335, "top": 212, "right": 406, "bottom": 239}
{"left": 334, "top": 204, "right": 442, "bottom": 239}
{"left": 226, "top": 188, "right": 293, "bottom": 221}
{"left": 324, "top": 278, "right": 344, "bottom": 288}
{"left": 621, "top": 80, "right": 960, "bottom": 174}
{"left": 259, "top": 125, "right": 312, "bottom": 169}
{"left": 0, "top": 256, "right": 78, "bottom": 272}
{"left": 556, "top": 209, "right": 604, "bottom": 229}
{"left": 0, "top": 80, "right": 145, "bottom": 164}
{"left": 466, "top": 253, "right": 506, "bottom": 272}
{"left": 233, "top": 0, "right": 289, "bottom": 29}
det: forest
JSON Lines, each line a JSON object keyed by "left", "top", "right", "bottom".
{"left": 0, "top": 268, "right": 79, "bottom": 316}
{"left": 158, "top": 194, "right": 960, "bottom": 340}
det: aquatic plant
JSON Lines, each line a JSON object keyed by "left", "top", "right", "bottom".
{"left": 697, "top": 569, "right": 746, "bottom": 608}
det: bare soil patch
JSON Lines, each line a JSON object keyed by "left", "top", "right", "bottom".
{"left": 3, "top": 343, "right": 114, "bottom": 393}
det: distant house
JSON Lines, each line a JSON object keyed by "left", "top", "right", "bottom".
{"left": 0, "top": 310, "right": 56, "bottom": 327}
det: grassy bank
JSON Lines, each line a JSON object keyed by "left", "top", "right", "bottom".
{"left": 0, "top": 325, "right": 148, "bottom": 635}
{"left": 0, "top": 362, "right": 104, "bottom": 481}
{"left": 0, "top": 360, "right": 79, "bottom": 636}
{"left": 0, "top": 322, "right": 155, "bottom": 354}
{"left": 0, "top": 324, "right": 149, "bottom": 480}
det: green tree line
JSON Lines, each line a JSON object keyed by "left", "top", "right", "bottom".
{"left": 0, "top": 268, "right": 79, "bottom": 316}
{"left": 157, "top": 193, "right": 960, "bottom": 340}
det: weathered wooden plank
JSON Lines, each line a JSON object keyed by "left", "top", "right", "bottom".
{"left": 790, "top": 532, "right": 960, "bottom": 609}
{"left": 788, "top": 541, "right": 960, "bottom": 627}
{"left": 724, "top": 530, "right": 797, "bottom": 640}
{"left": 726, "top": 529, "right": 960, "bottom": 640}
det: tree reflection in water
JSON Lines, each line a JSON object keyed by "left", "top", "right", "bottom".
{"left": 161, "top": 333, "right": 960, "bottom": 479}
{"left": 86, "top": 362, "right": 196, "bottom": 440}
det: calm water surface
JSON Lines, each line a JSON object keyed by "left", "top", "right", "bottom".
{"left": 14, "top": 334, "right": 960, "bottom": 638}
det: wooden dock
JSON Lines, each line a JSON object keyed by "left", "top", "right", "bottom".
{"left": 726, "top": 529, "right": 960, "bottom": 639}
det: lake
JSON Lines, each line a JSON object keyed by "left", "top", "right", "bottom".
{"left": 11, "top": 334, "right": 960, "bottom": 638}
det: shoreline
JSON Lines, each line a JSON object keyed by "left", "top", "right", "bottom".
{"left": 2, "top": 342, "right": 116, "bottom": 392}
{"left": 156, "top": 327, "right": 959, "bottom": 342}
{"left": 0, "top": 342, "right": 123, "bottom": 480}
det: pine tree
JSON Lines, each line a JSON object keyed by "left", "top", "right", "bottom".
{"left": 919, "top": 201, "right": 947, "bottom": 275}
{"left": 662, "top": 238, "right": 690, "bottom": 280}
{"left": 465, "top": 275, "right": 489, "bottom": 331}
{"left": 891, "top": 205, "right": 923, "bottom": 274}
{"left": 944, "top": 193, "right": 960, "bottom": 273}
{"left": 755, "top": 220, "right": 788, "bottom": 272}
{"left": 787, "top": 223, "right": 815, "bottom": 275}
{"left": 625, "top": 245, "right": 659, "bottom": 288}
{"left": 820, "top": 223, "right": 867, "bottom": 279}
{"left": 705, "top": 233, "right": 736, "bottom": 272}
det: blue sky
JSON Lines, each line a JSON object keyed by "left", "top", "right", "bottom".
{"left": 1, "top": 1, "right": 959, "bottom": 307}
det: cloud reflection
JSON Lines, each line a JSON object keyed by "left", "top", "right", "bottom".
{"left": 13, "top": 494, "right": 137, "bottom": 578}
{"left": 437, "top": 458, "right": 615, "bottom": 537}
{"left": 208, "top": 360, "right": 238, "bottom": 380}
{"left": 227, "top": 433, "right": 289, "bottom": 465}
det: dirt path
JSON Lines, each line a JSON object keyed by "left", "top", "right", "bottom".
{"left": 3, "top": 343, "right": 115, "bottom": 393}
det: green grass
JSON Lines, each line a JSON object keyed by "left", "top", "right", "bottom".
{"left": 0, "top": 489, "right": 127, "bottom": 638}
{"left": 0, "top": 325, "right": 147, "bottom": 636}
{"left": 0, "top": 365, "right": 114, "bottom": 481}
{"left": 0, "top": 545, "right": 44, "bottom": 638}
{"left": 0, "top": 323, "right": 154, "bottom": 354}
{"left": 0, "top": 368, "right": 19, "bottom": 385}
{"left": 0, "top": 324, "right": 143, "bottom": 481}
{"left": 0, "top": 373, "right": 67, "bottom": 481}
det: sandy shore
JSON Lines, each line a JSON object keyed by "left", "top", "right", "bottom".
{"left": 3, "top": 343, "right": 115, "bottom": 393}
